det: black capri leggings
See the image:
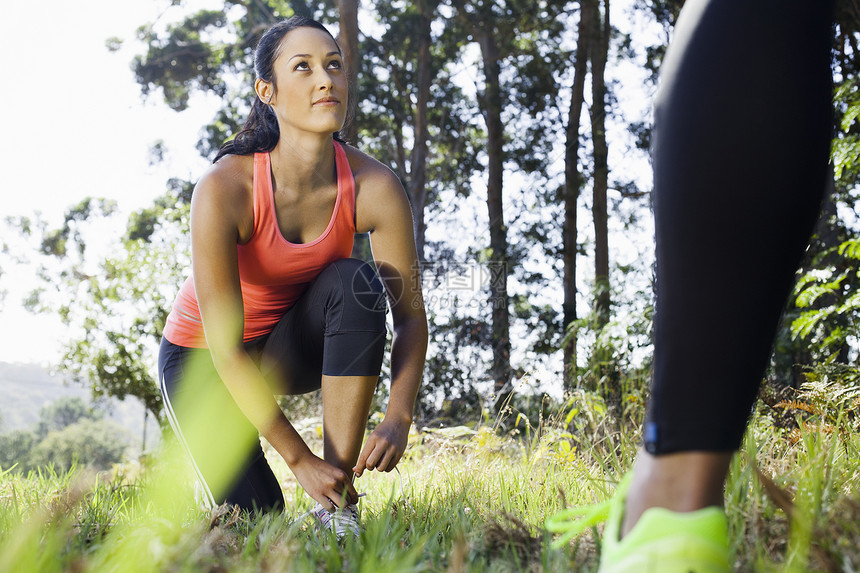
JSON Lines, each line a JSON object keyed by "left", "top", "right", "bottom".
{"left": 644, "top": 0, "right": 834, "bottom": 454}
{"left": 158, "top": 258, "right": 387, "bottom": 512}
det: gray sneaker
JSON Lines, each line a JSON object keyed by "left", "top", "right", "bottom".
{"left": 311, "top": 502, "right": 362, "bottom": 539}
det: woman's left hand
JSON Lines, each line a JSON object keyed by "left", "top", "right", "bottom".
{"left": 352, "top": 415, "right": 411, "bottom": 477}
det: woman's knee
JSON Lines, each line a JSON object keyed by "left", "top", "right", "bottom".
{"left": 324, "top": 258, "right": 387, "bottom": 329}
{"left": 328, "top": 258, "right": 384, "bottom": 294}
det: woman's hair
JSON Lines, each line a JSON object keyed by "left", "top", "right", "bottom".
{"left": 213, "top": 16, "right": 346, "bottom": 163}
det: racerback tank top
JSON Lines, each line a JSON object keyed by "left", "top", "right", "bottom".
{"left": 162, "top": 141, "right": 356, "bottom": 348}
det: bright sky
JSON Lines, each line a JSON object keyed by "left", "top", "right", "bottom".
{"left": 0, "top": 0, "right": 217, "bottom": 364}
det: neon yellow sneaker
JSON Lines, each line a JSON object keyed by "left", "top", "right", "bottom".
{"left": 547, "top": 475, "right": 732, "bottom": 573}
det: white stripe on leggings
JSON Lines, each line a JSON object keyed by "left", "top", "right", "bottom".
{"left": 159, "top": 373, "right": 217, "bottom": 509}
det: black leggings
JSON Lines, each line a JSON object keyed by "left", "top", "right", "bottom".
{"left": 645, "top": 0, "right": 834, "bottom": 454}
{"left": 158, "top": 258, "right": 387, "bottom": 512}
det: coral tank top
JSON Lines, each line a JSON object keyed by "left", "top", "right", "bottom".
{"left": 163, "top": 141, "right": 356, "bottom": 348}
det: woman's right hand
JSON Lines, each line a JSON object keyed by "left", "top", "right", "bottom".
{"left": 290, "top": 452, "right": 358, "bottom": 510}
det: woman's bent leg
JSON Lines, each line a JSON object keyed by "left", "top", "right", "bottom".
{"left": 321, "top": 374, "right": 379, "bottom": 477}
{"left": 158, "top": 337, "right": 284, "bottom": 513}
{"left": 260, "top": 258, "right": 387, "bottom": 478}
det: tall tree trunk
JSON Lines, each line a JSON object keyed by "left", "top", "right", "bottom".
{"left": 336, "top": 0, "right": 360, "bottom": 145}
{"left": 589, "top": 0, "right": 610, "bottom": 329}
{"left": 562, "top": 0, "right": 593, "bottom": 391}
{"left": 336, "top": 0, "right": 370, "bottom": 260}
{"left": 476, "top": 27, "right": 512, "bottom": 407}
{"left": 589, "top": 0, "right": 620, "bottom": 411}
{"left": 452, "top": 0, "right": 511, "bottom": 409}
{"left": 408, "top": 0, "right": 433, "bottom": 261}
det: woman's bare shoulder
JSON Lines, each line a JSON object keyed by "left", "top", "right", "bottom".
{"left": 342, "top": 144, "right": 403, "bottom": 195}
{"left": 191, "top": 154, "right": 256, "bottom": 239}
{"left": 195, "top": 153, "right": 255, "bottom": 201}
{"left": 343, "top": 144, "right": 411, "bottom": 234}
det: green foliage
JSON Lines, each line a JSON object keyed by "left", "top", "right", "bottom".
{"left": 631, "top": 0, "right": 684, "bottom": 81}
{"left": 357, "top": 0, "right": 482, "bottom": 199}
{"left": 563, "top": 291, "right": 652, "bottom": 428}
{"left": 774, "top": 37, "right": 860, "bottom": 379}
{"left": 134, "top": 10, "right": 232, "bottom": 111}
{"left": 36, "top": 198, "right": 118, "bottom": 258}
{"left": 791, "top": 363, "right": 860, "bottom": 438}
{"left": 18, "top": 185, "right": 191, "bottom": 419}
{"left": 0, "top": 397, "right": 129, "bottom": 474}
{"left": 0, "top": 430, "right": 37, "bottom": 472}
{"left": 420, "top": 298, "right": 491, "bottom": 423}
{"left": 36, "top": 396, "right": 102, "bottom": 439}
{"left": 791, "top": 238, "right": 860, "bottom": 362}
{"left": 832, "top": 78, "right": 860, "bottom": 181}
{"left": 28, "top": 419, "right": 128, "bottom": 474}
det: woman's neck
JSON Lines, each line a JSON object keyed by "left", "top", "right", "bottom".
{"left": 269, "top": 132, "right": 336, "bottom": 192}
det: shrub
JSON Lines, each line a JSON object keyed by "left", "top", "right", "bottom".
{"left": 28, "top": 419, "right": 128, "bottom": 473}
{"left": 0, "top": 430, "right": 37, "bottom": 472}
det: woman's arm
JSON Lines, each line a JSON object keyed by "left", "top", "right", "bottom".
{"left": 191, "top": 161, "right": 357, "bottom": 508}
{"left": 351, "top": 160, "right": 429, "bottom": 476}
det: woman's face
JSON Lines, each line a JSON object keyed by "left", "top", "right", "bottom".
{"left": 266, "top": 26, "right": 347, "bottom": 138}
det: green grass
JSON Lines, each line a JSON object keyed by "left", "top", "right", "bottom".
{"left": 1, "top": 396, "right": 858, "bottom": 572}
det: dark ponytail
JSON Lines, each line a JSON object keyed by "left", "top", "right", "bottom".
{"left": 213, "top": 16, "right": 346, "bottom": 163}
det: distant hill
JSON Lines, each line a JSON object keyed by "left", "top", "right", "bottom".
{"left": 0, "top": 362, "right": 160, "bottom": 457}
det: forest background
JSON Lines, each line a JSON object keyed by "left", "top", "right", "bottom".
{"left": 0, "top": 0, "right": 859, "bottom": 491}
{"left": 2, "top": 1, "right": 860, "bottom": 571}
